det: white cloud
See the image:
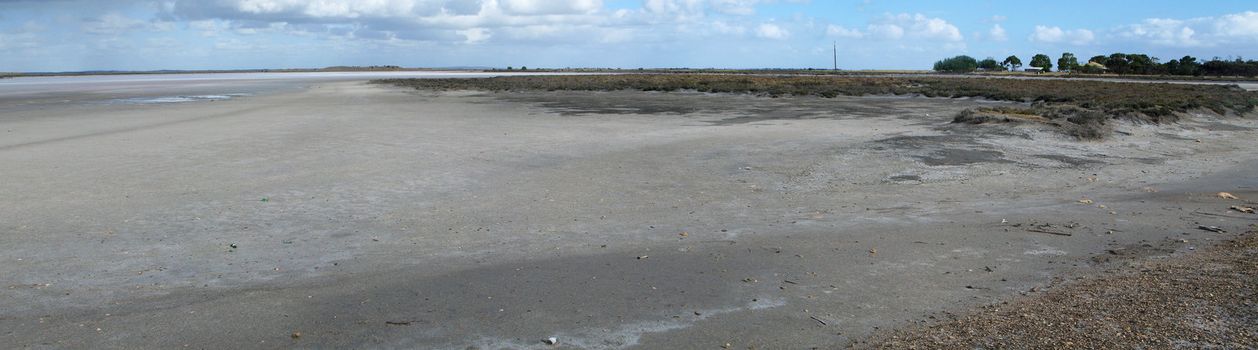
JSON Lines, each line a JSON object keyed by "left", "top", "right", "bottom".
{"left": 826, "top": 24, "right": 862, "bottom": 38}
{"left": 755, "top": 23, "right": 788, "bottom": 40}
{"left": 643, "top": 0, "right": 705, "bottom": 19}
{"left": 230, "top": 0, "right": 431, "bottom": 18}
{"left": 499, "top": 0, "right": 602, "bottom": 15}
{"left": 1115, "top": 11, "right": 1258, "bottom": 47}
{"left": 1029, "top": 25, "right": 1095, "bottom": 45}
{"left": 1118, "top": 18, "right": 1198, "bottom": 46}
{"left": 867, "top": 13, "right": 962, "bottom": 41}
{"left": 988, "top": 24, "right": 1006, "bottom": 41}
{"left": 457, "top": 27, "right": 491, "bottom": 43}
{"left": 1214, "top": 11, "right": 1258, "bottom": 38}
{"left": 82, "top": 13, "right": 148, "bottom": 35}
{"left": 708, "top": 0, "right": 759, "bottom": 15}
{"left": 867, "top": 23, "right": 902, "bottom": 40}
{"left": 151, "top": 0, "right": 818, "bottom": 48}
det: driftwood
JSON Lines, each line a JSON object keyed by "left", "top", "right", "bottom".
{"left": 1027, "top": 228, "right": 1072, "bottom": 236}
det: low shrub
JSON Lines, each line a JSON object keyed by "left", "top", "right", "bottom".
{"left": 377, "top": 74, "right": 1258, "bottom": 140}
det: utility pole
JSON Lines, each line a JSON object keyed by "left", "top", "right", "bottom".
{"left": 832, "top": 41, "right": 838, "bottom": 71}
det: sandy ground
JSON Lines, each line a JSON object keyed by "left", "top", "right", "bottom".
{"left": 2, "top": 80, "right": 1257, "bottom": 349}
{"left": 861, "top": 228, "right": 1257, "bottom": 349}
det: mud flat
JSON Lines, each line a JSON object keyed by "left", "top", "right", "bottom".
{"left": 1, "top": 79, "right": 1256, "bottom": 349}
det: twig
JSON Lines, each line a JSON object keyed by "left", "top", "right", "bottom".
{"left": 1197, "top": 225, "right": 1226, "bottom": 233}
{"left": 810, "top": 316, "right": 828, "bottom": 326}
{"left": 1027, "top": 228, "right": 1072, "bottom": 236}
{"left": 1191, "top": 211, "right": 1258, "bottom": 221}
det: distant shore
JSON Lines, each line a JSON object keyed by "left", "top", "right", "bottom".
{"left": 0, "top": 66, "right": 484, "bottom": 78}
{"left": 6, "top": 67, "right": 1258, "bottom": 83}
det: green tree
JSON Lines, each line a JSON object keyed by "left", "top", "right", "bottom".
{"left": 978, "top": 57, "right": 1002, "bottom": 71}
{"left": 1128, "top": 54, "right": 1155, "bottom": 74}
{"left": 1029, "top": 54, "right": 1053, "bottom": 72}
{"left": 1105, "top": 53, "right": 1130, "bottom": 74}
{"left": 1175, "top": 55, "right": 1201, "bottom": 75}
{"left": 1077, "top": 61, "right": 1106, "bottom": 74}
{"left": 1164, "top": 58, "right": 1181, "bottom": 75}
{"left": 932, "top": 55, "right": 979, "bottom": 73}
{"left": 1001, "top": 55, "right": 1022, "bottom": 71}
{"left": 1057, "top": 52, "right": 1079, "bottom": 72}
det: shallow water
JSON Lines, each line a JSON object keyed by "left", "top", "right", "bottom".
{"left": 0, "top": 71, "right": 584, "bottom": 110}
{"left": 107, "top": 93, "right": 251, "bottom": 105}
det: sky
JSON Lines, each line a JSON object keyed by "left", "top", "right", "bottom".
{"left": 1, "top": 0, "right": 1257, "bottom": 72}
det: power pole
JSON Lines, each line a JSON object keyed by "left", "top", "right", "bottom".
{"left": 832, "top": 41, "right": 838, "bottom": 71}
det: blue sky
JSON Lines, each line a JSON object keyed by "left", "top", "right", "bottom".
{"left": 1, "top": 0, "right": 1256, "bottom": 72}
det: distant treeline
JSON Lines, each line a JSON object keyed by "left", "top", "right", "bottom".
{"left": 934, "top": 53, "right": 1258, "bottom": 77}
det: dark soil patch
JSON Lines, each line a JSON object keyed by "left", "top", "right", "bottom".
{"left": 919, "top": 149, "right": 1009, "bottom": 166}
{"left": 1034, "top": 154, "right": 1105, "bottom": 168}
{"left": 871, "top": 135, "right": 977, "bottom": 150}
{"left": 888, "top": 174, "right": 922, "bottom": 182}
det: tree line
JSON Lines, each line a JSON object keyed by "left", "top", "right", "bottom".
{"left": 933, "top": 53, "right": 1258, "bottom": 77}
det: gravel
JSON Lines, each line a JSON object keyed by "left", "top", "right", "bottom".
{"left": 859, "top": 228, "right": 1258, "bottom": 349}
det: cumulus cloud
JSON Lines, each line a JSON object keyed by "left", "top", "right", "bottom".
{"left": 1116, "top": 11, "right": 1258, "bottom": 47}
{"left": 866, "top": 23, "right": 902, "bottom": 40}
{"left": 708, "top": 0, "right": 760, "bottom": 15}
{"left": 161, "top": 0, "right": 620, "bottom": 45}
{"left": 1214, "top": 11, "right": 1258, "bottom": 38}
{"left": 1029, "top": 25, "right": 1094, "bottom": 45}
{"left": 456, "top": 27, "right": 490, "bottom": 43}
{"left": 643, "top": 0, "right": 706, "bottom": 20}
{"left": 642, "top": 0, "right": 781, "bottom": 17}
{"left": 498, "top": 0, "right": 601, "bottom": 15}
{"left": 1117, "top": 18, "right": 1198, "bottom": 46}
{"left": 867, "top": 13, "right": 962, "bottom": 41}
{"left": 824, "top": 13, "right": 961, "bottom": 43}
{"left": 754, "top": 23, "right": 787, "bottom": 39}
{"left": 988, "top": 24, "right": 1006, "bottom": 41}
{"left": 153, "top": 0, "right": 825, "bottom": 46}
{"left": 227, "top": 0, "right": 433, "bottom": 18}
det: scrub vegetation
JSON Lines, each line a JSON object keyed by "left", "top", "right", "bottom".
{"left": 945, "top": 52, "right": 1258, "bottom": 76}
{"left": 378, "top": 74, "right": 1258, "bottom": 140}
